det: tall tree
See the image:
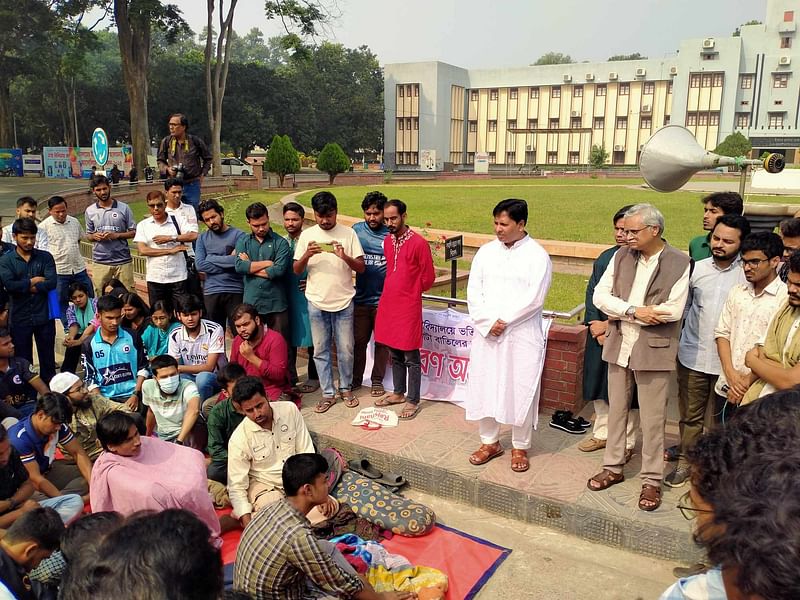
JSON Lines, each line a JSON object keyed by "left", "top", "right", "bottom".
{"left": 113, "top": 0, "right": 188, "bottom": 171}
{"left": 265, "top": 134, "right": 300, "bottom": 186}
{"left": 317, "top": 141, "right": 349, "bottom": 184}
{"left": 533, "top": 52, "right": 574, "bottom": 66}
{"left": 714, "top": 132, "right": 752, "bottom": 158}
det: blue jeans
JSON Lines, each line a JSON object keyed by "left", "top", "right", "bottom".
{"left": 40, "top": 494, "right": 84, "bottom": 525}
{"left": 180, "top": 372, "right": 220, "bottom": 402}
{"left": 182, "top": 179, "right": 201, "bottom": 212}
{"left": 57, "top": 270, "right": 94, "bottom": 329}
{"left": 308, "top": 302, "right": 354, "bottom": 398}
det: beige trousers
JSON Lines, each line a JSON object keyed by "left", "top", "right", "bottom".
{"left": 91, "top": 262, "right": 134, "bottom": 297}
{"left": 247, "top": 481, "right": 337, "bottom": 525}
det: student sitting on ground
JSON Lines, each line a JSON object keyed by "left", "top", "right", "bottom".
{"left": 90, "top": 412, "right": 222, "bottom": 544}
{"left": 206, "top": 362, "right": 246, "bottom": 484}
{"left": 61, "top": 282, "right": 98, "bottom": 374}
{"left": 234, "top": 453, "right": 415, "bottom": 600}
{"left": 140, "top": 299, "right": 180, "bottom": 359}
{"left": 120, "top": 292, "right": 150, "bottom": 334}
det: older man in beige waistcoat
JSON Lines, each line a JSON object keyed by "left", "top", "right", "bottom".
{"left": 587, "top": 204, "right": 690, "bottom": 511}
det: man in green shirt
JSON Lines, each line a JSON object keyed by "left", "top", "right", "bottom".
{"left": 206, "top": 363, "right": 246, "bottom": 484}
{"left": 688, "top": 192, "right": 743, "bottom": 261}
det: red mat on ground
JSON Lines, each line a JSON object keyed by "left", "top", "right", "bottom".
{"left": 219, "top": 509, "right": 510, "bottom": 600}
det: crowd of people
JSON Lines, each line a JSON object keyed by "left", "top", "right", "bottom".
{"left": 0, "top": 168, "right": 798, "bottom": 599}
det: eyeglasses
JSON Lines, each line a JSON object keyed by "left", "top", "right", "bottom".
{"left": 168, "top": 122, "right": 183, "bottom": 127}
{"left": 676, "top": 491, "right": 714, "bottom": 520}
{"left": 741, "top": 258, "right": 769, "bottom": 268}
{"left": 147, "top": 202, "right": 165, "bottom": 209}
{"left": 623, "top": 226, "right": 651, "bottom": 237}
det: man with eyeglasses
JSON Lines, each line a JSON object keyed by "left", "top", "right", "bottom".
{"left": 156, "top": 113, "right": 211, "bottom": 212}
{"left": 740, "top": 250, "right": 800, "bottom": 404}
{"left": 133, "top": 191, "right": 192, "bottom": 311}
{"left": 667, "top": 215, "right": 749, "bottom": 488}
{"left": 714, "top": 232, "right": 785, "bottom": 410}
{"left": 587, "top": 204, "right": 690, "bottom": 512}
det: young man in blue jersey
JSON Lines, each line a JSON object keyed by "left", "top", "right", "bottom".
{"left": 81, "top": 295, "right": 148, "bottom": 412}
{"left": 351, "top": 191, "right": 390, "bottom": 397}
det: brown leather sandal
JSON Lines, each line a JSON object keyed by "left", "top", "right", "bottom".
{"left": 587, "top": 469, "right": 625, "bottom": 491}
{"left": 468, "top": 442, "right": 504, "bottom": 466}
{"left": 511, "top": 449, "right": 529, "bottom": 473}
{"left": 638, "top": 484, "right": 662, "bottom": 511}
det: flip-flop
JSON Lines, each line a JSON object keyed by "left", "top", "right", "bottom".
{"left": 347, "top": 459, "right": 383, "bottom": 479}
{"left": 337, "top": 391, "right": 359, "bottom": 408}
{"left": 374, "top": 396, "right": 405, "bottom": 407}
{"left": 370, "top": 384, "right": 386, "bottom": 397}
{"left": 398, "top": 403, "right": 421, "bottom": 420}
{"left": 376, "top": 472, "right": 407, "bottom": 488}
{"left": 298, "top": 382, "right": 319, "bottom": 394}
{"left": 314, "top": 397, "right": 336, "bottom": 413}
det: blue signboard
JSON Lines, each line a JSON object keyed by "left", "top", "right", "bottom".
{"left": 92, "top": 128, "right": 109, "bottom": 167}
{"left": 0, "top": 149, "right": 23, "bottom": 177}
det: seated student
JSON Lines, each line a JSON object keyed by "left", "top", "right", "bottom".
{"left": 120, "top": 292, "right": 150, "bottom": 334}
{"left": 0, "top": 507, "right": 64, "bottom": 600}
{"left": 206, "top": 362, "right": 246, "bottom": 484}
{"left": 62, "top": 282, "right": 98, "bottom": 374}
{"left": 0, "top": 423, "right": 84, "bottom": 528}
{"left": 90, "top": 412, "right": 221, "bottom": 544}
{"left": 142, "top": 354, "right": 205, "bottom": 450}
{"left": 661, "top": 389, "right": 800, "bottom": 600}
{"left": 0, "top": 327, "right": 49, "bottom": 420}
{"left": 140, "top": 298, "right": 180, "bottom": 359}
{"left": 49, "top": 372, "right": 128, "bottom": 462}
{"left": 60, "top": 509, "right": 223, "bottom": 600}
{"left": 101, "top": 278, "right": 126, "bottom": 297}
{"left": 227, "top": 377, "right": 323, "bottom": 528}
{"left": 234, "top": 453, "right": 414, "bottom": 600}
{"left": 59, "top": 512, "right": 125, "bottom": 598}
{"left": 168, "top": 294, "right": 226, "bottom": 402}
{"left": 9, "top": 392, "right": 93, "bottom": 500}
{"left": 81, "top": 294, "right": 148, "bottom": 410}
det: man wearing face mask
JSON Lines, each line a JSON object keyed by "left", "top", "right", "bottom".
{"left": 48, "top": 372, "right": 129, "bottom": 462}
{"left": 141, "top": 355, "right": 205, "bottom": 450}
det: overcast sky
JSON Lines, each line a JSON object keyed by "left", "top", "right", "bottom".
{"left": 167, "top": 0, "right": 763, "bottom": 68}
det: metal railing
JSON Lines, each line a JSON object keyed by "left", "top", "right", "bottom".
{"left": 422, "top": 293, "right": 584, "bottom": 321}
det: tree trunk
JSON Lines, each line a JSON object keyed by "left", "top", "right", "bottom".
{"left": 205, "top": 0, "right": 238, "bottom": 177}
{"left": 0, "top": 81, "right": 12, "bottom": 147}
{"left": 115, "top": 0, "right": 151, "bottom": 172}
{"left": 278, "top": 173, "right": 285, "bottom": 187}
{"left": 329, "top": 173, "right": 335, "bottom": 184}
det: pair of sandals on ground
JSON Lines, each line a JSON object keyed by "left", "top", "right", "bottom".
{"left": 467, "top": 442, "right": 529, "bottom": 473}
{"left": 587, "top": 470, "right": 661, "bottom": 511}
{"left": 314, "top": 383, "right": 422, "bottom": 420}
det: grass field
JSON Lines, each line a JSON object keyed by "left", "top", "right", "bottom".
{"left": 120, "top": 177, "right": 800, "bottom": 315}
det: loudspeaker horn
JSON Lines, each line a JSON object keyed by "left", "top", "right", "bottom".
{"left": 640, "top": 125, "right": 784, "bottom": 192}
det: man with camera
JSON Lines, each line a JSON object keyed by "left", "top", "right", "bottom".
{"left": 156, "top": 113, "right": 212, "bottom": 212}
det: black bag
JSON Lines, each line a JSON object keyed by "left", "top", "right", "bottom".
{"left": 169, "top": 214, "right": 202, "bottom": 296}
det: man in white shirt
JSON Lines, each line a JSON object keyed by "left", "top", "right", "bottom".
{"left": 293, "top": 191, "right": 365, "bottom": 413}
{"left": 668, "top": 215, "right": 749, "bottom": 488}
{"left": 465, "top": 199, "right": 552, "bottom": 474}
{"left": 715, "top": 232, "right": 786, "bottom": 408}
{"left": 167, "top": 294, "right": 226, "bottom": 402}
{"left": 39, "top": 196, "right": 92, "bottom": 329}
{"left": 226, "top": 376, "right": 324, "bottom": 529}
{"left": 133, "top": 191, "right": 192, "bottom": 311}
{"left": 588, "top": 204, "right": 690, "bottom": 512}
{"left": 142, "top": 354, "right": 204, "bottom": 449}
{"left": 1, "top": 197, "right": 47, "bottom": 251}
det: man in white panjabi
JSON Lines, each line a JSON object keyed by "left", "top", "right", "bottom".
{"left": 465, "top": 199, "right": 552, "bottom": 473}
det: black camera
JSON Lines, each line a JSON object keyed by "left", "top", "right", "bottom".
{"left": 173, "top": 162, "right": 186, "bottom": 182}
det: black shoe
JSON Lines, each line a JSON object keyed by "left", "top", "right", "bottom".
{"left": 575, "top": 416, "right": 592, "bottom": 429}
{"left": 549, "top": 412, "right": 588, "bottom": 434}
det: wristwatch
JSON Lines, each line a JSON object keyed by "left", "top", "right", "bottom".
{"left": 625, "top": 306, "right": 636, "bottom": 319}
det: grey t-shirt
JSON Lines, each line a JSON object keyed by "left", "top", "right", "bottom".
{"left": 85, "top": 199, "right": 136, "bottom": 265}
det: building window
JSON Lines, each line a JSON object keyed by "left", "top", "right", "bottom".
{"left": 508, "top": 119, "right": 517, "bottom": 130}
{"left": 619, "top": 83, "right": 630, "bottom": 95}
{"left": 709, "top": 112, "right": 720, "bottom": 126}
{"left": 568, "top": 151, "right": 580, "bottom": 165}
{"left": 667, "top": 82, "right": 673, "bottom": 94}
{"left": 571, "top": 117, "right": 582, "bottom": 128}
{"left": 640, "top": 117, "right": 652, "bottom": 129}
{"left": 488, "top": 120, "right": 497, "bottom": 132}
{"left": 528, "top": 118, "right": 538, "bottom": 129}
{"left": 664, "top": 115, "right": 671, "bottom": 125}
{"left": 468, "top": 121, "right": 477, "bottom": 133}
{"left": 774, "top": 74, "right": 789, "bottom": 88}
{"left": 490, "top": 88, "right": 498, "bottom": 100}
{"left": 690, "top": 74, "right": 701, "bottom": 88}
{"left": 596, "top": 85, "right": 607, "bottom": 96}
{"left": 506, "top": 151, "right": 517, "bottom": 163}
{"left": 467, "top": 152, "right": 475, "bottom": 164}
{"left": 776, "top": 99, "right": 784, "bottom": 106}
{"left": 413, "top": 84, "right": 419, "bottom": 97}
{"left": 785, "top": 10, "right": 794, "bottom": 22}
{"left": 551, "top": 86, "right": 561, "bottom": 98}
{"left": 406, "top": 118, "right": 412, "bottom": 130}
{"left": 702, "top": 53, "right": 718, "bottom": 61}
{"left": 398, "top": 118, "right": 404, "bottom": 130}
{"left": 398, "top": 86, "right": 404, "bottom": 97}
{"left": 510, "top": 88, "right": 518, "bottom": 99}
{"left": 594, "top": 117, "right": 604, "bottom": 129}
{"left": 530, "top": 87, "right": 539, "bottom": 99}
{"left": 573, "top": 85, "right": 583, "bottom": 97}
{"left": 470, "top": 90, "right": 479, "bottom": 101}
{"left": 643, "top": 82, "right": 655, "bottom": 95}
{"left": 397, "top": 153, "right": 404, "bottom": 164}
{"left": 781, "top": 36, "right": 792, "bottom": 49}
{"left": 768, "top": 113, "right": 784, "bottom": 129}
{"left": 701, "top": 74, "right": 713, "bottom": 87}
{"left": 616, "top": 117, "right": 627, "bottom": 129}
{"left": 736, "top": 113, "right": 750, "bottom": 128}
{"left": 488, "top": 152, "right": 496, "bottom": 164}
{"left": 413, "top": 118, "right": 419, "bottom": 130}
{"left": 546, "top": 152, "right": 558, "bottom": 165}
{"left": 406, "top": 85, "right": 413, "bottom": 96}
{"left": 410, "top": 152, "right": 418, "bottom": 163}
{"left": 712, "top": 73, "right": 724, "bottom": 87}
{"left": 740, "top": 74, "right": 753, "bottom": 89}
{"left": 698, "top": 113, "right": 708, "bottom": 126}
{"left": 612, "top": 150, "right": 625, "bottom": 165}
{"left": 687, "top": 113, "right": 697, "bottom": 126}
{"left": 549, "top": 118, "right": 560, "bottom": 129}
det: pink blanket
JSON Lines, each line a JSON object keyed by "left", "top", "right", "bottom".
{"left": 90, "top": 436, "right": 221, "bottom": 544}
